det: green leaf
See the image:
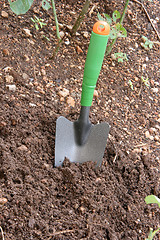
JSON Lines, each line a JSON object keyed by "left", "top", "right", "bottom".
{"left": 109, "top": 27, "right": 118, "bottom": 39}
{"left": 112, "top": 10, "right": 121, "bottom": 22}
{"left": 149, "top": 42, "right": 153, "bottom": 48}
{"left": 42, "top": 35, "right": 50, "bottom": 41}
{"left": 8, "top": 0, "right": 34, "bottom": 15}
{"left": 142, "top": 35, "right": 148, "bottom": 41}
{"left": 97, "top": 13, "right": 106, "bottom": 21}
{"left": 146, "top": 227, "right": 160, "bottom": 240}
{"left": 31, "top": 17, "right": 36, "bottom": 23}
{"left": 152, "top": 228, "right": 160, "bottom": 238}
{"left": 128, "top": 80, "right": 134, "bottom": 90}
{"left": 114, "top": 52, "right": 128, "bottom": 62}
{"left": 145, "top": 195, "right": 160, "bottom": 208}
{"left": 35, "top": 23, "right": 39, "bottom": 30}
{"left": 115, "top": 23, "right": 127, "bottom": 38}
{"left": 103, "top": 13, "right": 112, "bottom": 25}
{"left": 42, "top": 0, "right": 51, "bottom": 10}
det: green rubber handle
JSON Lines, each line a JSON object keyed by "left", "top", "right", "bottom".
{"left": 81, "top": 32, "right": 109, "bottom": 107}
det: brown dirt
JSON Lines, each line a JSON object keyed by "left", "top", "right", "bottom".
{"left": 0, "top": 0, "right": 160, "bottom": 239}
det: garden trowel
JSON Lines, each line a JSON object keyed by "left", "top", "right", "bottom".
{"left": 55, "top": 21, "right": 110, "bottom": 167}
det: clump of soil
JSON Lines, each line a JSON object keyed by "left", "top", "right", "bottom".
{"left": 0, "top": 89, "right": 159, "bottom": 239}
{"left": 0, "top": 0, "right": 160, "bottom": 239}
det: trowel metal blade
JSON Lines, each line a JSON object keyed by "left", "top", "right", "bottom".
{"left": 55, "top": 116, "right": 110, "bottom": 167}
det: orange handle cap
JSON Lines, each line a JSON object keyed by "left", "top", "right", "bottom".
{"left": 93, "top": 21, "right": 110, "bottom": 35}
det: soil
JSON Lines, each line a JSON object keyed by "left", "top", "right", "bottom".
{"left": 0, "top": 0, "right": 160, "bottom": 239}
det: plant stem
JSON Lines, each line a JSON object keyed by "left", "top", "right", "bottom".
{"left": 50, "top": 37, "right": 64, "bottom": 59}
{"left": 51, "top": 0, "right": 60, "bottom": 40}
{"left": 120, "top": 0, "right": 130, "bottom": 24}
{"left": 106, "top": 0, "right": 130, "bottom": 56}
{"left": 72, "top": 0, "right": 91, "bottom": 35}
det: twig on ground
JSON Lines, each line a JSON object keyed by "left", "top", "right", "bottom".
{"left": 48, "top": 229, "right": 77, "bottom": 238}
{"left": 138, "top": 81, "right": 142, "bottom": 95}
{"left": 0, "top": 226, "right": 4, "bottom": 240}
{"left": 131, "top": 0, "right": 160, "bottom": 40}
{"left": 134, "top": 143, "right": 148, "bottom": 148}
{"left": 89, "top": 3, "right": 98, "bottom": 17}
{"left": 113, "top": 154, "right": 118, "bottom": 163}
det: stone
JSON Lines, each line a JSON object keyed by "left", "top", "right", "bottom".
{"left": 22, "top": 73, "right": 29, "bottom": 80}
{"left": 66, "top": 96, "right": 75, "bottom": 107}
{"left": 6, "top": 84, "right": 16, "bottom": 91}
{"left": 41, "top": 69, "right": 46, "bottom": 76}
{"left": 2, "top": 49, "right": 9, "bottom": 56}
{"left": 145, "top": 130, "right": 154, "bottom": 140}
{"left": 1, "top": 11, "right": 8, "bottom": 18}
{"left": 94, "top": 90, "right": 98, "bottom": 98}
{"left": 76, "top": 46, "right": 83, "bottom": 54}
{"left": 0, "top": 197, "right": 8, "bottom": 205}
{"left": 65, "top": 39, "right": 70, "bottom": 45}
{"left": 3, "top": 66, "right": 12, "bottom": 72}
{"left": 83, "top": 31, "right": 89, "bottom": 38}
{"left": 79, "top": 206, "right": 86, "bottom": 213}
{"left": 145, "top": 130, "right": 150, "bottom": 138}
{"left": 59, "top": 31, "right": 65, "bottom": 38}
{"left": 28, "top": 218, "right": 35, "bottom": 228}
{"left": 154, "top": 136, "right": 159, "bottom": 141}
{"left": 58, "top": 88, "right": 69, "bottom": 98}
{"left": 5, "top": 75, "right": 14, "bottom": 83}
{"left": 17, "top": 145, "right": 28, "bottom": 151}
{"left": 152, "top": 88, "right": 158, "bottom": 93}
{"left": 29, "top": 103, "right": 36, "bottom": 107}
{"left": 23, "top": 28, "right": 32, "bottom": 37}
{"left": 127, "top": 9, "right": 132, "bottom": 15}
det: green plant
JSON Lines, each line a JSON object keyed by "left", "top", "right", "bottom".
{"left": 128, "top": 80, "right": 134, "bottom": 90}
{"left": 141, "top": 36, "right": 154, "bottom": 49}
{"left": 98, "top": 11, "right": 127, "bottom": 41}
{"left": 145, "top": 195, "right": 160, "bottom": 240}
{"left": 112, "top": 52, "right": 128, "bottom": 62}
{"left": 98, "top": 0, "right": 129, "bottom": 56}
{"left": 8, "top": 0, "right": 33, "bottom": 15}
{"left": 31, "top": 16, "right": 47, "bottom": 30}
{"left": 8, "top": 0, "right": 91, "bottom": 58}
{"left": 141, "top": 76, "right": 150, "bottom": 87}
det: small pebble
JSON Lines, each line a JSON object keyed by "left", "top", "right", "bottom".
{"left": 66, "top": 96, "right": 75, "bottom": 107}
{"left": 6, "top": 84, "right": 16, "bottom": 91}
{"left": 29, "top": 103, "right": 36, "bottom": 107}
{"left": 76, "top": 46, "right": 83, "bottom": 54}
{"left": 145, "top": 130, "right": 154, "bottom": 140}
{"left": 41, "top": 69, "right": 46, "bottom": 76}
{"left": 79, "top": 206, "right": 86, "bottom": 214}
{"left": 59, "top": 31, "right": 65, "bottom": 38}
{"left": 135, "top": 43, "right": 139, "bottom": 48}
{"left": 1, "top": 11, "right": 8, "bottom": 18}
{"left": 17, "top": 145, "right": 28, "bottom": 151}
{"left": 22, "top": 73, "right": 29, "bottom": 80}
{"left": 65, "top": 39, "right": 70, "bottom": 45}
{"left": 152, "top": 88, "right": 158, "bottom": 93}
{"left": 0, "top": 197, "right": 8, "bottom": 205}
{"left": 83, "top": 31, "right": 89, "bottom": 38}
{"left": 58, "top": 88, "right": 69, "bottom": 98}
{"left": 154, "top": 136, "right": 159, "bottom": 141}
{"left": 23, "top": 28, "right": 32, "bottom": 37}
{"left": 94, "top": 90, "right": 98, "bottom": 98}
{"left": 5, "top": 75, "right": 14, "bottom": 83}
{"left": 149, "top": 127, "right": 156, "bottom": 134}
{"left": 2, "top": 49, "right": 9, "bottom": 56}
